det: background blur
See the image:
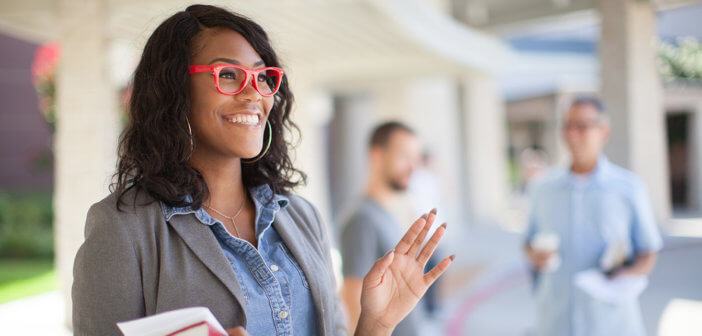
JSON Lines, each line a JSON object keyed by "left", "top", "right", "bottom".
{"left": 0, "top": 0, "right": 701, "bottom": 335}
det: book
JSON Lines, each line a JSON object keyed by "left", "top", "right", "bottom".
{"left": 117, "top": 307, "right": 228, "bottom": 336}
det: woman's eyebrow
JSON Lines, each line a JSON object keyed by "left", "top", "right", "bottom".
{"left": 208, "top": 57, "right": 265, "bottom": 67}
{"left": 209, "top": 57, "right": 239, "bottom": 65}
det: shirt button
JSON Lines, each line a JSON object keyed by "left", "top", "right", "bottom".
{"left": 278, "top": 310, "right": 288, "bottom": 319}
{"left": 271, "top": 265, "right": 279, "bottom": 272}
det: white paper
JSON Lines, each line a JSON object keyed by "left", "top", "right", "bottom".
{"left": 117, "top": 306, "right": 227, "bottom": 336}
{"left": 574, "top": 269, "right": 648, "bottom": 304}
{"left": 600, "top": 241, "right": 630, "bottom": 272}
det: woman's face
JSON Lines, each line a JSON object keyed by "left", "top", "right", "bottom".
{"left": 189, "top": 28, "right": 275, "bottom": 160}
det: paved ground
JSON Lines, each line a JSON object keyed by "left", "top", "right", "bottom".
{"left": 432, "top": 225, "right": 702, "bottom": 336}
{"left": 0, "top": 291, "right": 71, "bottom": 335}
{"left": 1, "top": 224, "right": 701, "bottom": 335}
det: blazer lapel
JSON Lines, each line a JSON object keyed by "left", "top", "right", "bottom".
{"left": 167, "top": 214, "right": 247, "bottom": 316}
{"left": 274, "top": 210, "right": 330, "bottom": 336}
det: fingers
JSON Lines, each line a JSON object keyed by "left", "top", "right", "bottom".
{"left": 407, "top": 209, "right": 437, "bottom": 257}
{"left": 364, "top": 249, "right": 395, "bottom": 288}
{"left": 416, "top": 222, "right": 447, "bottom": 266}
{"left": 423, "top": 254, "right": 455, "bottom": 286}
{"left": 394, "top": 215, "right": 427, "bottom": 255}
{"left": 526, "top": 248, "right": 555, "bottom": 270}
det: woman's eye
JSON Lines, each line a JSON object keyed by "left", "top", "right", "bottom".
{"left": 219, "top": 70, "right": 237, "bottom": 80}
{"left": 257, "top": 73, "right": 267, "bottom": 82}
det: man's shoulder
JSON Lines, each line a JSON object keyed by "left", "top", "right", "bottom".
{"left": 601, "top": 161, "right": 646, "bottom": 192}
{"left": 531, "top": 167, "right": 568, "bottom": 194}
{"left": 342, "top": 199, "right": 387, "bottom": 230}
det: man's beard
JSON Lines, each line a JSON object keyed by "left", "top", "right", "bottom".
{"left": 387, "top": 178, "right": 407, "bottom": 192}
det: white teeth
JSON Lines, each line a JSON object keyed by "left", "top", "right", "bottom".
{"left": 227, "top": 114, "right": 260, "bottom": 125}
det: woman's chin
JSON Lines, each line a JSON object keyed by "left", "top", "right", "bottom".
{"left": 237, "top": 148, "right": 263, "bottom": 160}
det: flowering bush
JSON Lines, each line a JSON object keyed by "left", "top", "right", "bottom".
{"left": 31, "top": 42, "right": 60, "bottom": 132}
{"left": 658, "top": 37, "right": 702, "bottom": 82}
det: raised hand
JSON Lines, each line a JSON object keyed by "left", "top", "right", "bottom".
{"left": 356, "top": 210, "right": 454, "bottom": 336}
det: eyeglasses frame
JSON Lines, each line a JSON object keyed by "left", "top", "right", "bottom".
{"left": 189, "top": 64, "right": 284, "bottom": 97}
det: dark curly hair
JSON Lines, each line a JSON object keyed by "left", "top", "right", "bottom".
{"left": 112, "top": 4, "right": 306, "bottom": 210}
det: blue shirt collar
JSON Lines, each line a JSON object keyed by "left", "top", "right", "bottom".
{"left": 160, "top": 184, "right": 289, "bottom": 224}
{"left": 565, "top": 155, "right": 612, "bottom": 187}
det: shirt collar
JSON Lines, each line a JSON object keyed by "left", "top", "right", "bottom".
{"left": 565, "top": 155, "right": 611, "bottom": 187}
{"left": 160, "top": 184, "right": 289, "bottom": 224}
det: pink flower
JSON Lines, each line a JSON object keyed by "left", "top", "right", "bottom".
{"left": 31, "top": 42, "right": 60, "bottom": 85}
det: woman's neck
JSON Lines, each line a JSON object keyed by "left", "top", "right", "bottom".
{"left": 189, "top": 152, "right": 247, "bottom": 214}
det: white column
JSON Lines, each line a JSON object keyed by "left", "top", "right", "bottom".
{"left": 55, "top": 0, "right": 119, "bottom": 327}
{"left": 600, "top": 0, "right": 672, "bottom": 221}
{"left": 327, "top": 94, "right": 373, "bottom": 220}
{"left": 291, "top": 81, "right": 334, "bottom": 225}
{"left": 460, "top": 73, "right": 509, "bottom": 225}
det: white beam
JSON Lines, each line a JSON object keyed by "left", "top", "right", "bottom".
{"left": 366, "top": 0, "right": 512, "bottom": 75}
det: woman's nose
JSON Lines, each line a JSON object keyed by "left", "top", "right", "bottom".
{"left": 235, "top": 75, "right": 261, "bottom": 101}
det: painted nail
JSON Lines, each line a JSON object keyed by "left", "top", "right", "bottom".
{"left": 449, "top": 254, "right": 456, "bottom": 261}
{"left": 430, "top": 208, "right": 438, "bottom": 215}
{"left": 440, "top": 222, "right": 448, "bottom": 230}
{"left": 421, "top": 213, "right": 428, "bottom": 220}
{"left": 384, "top": 249, "right": 395, "bottom": 258}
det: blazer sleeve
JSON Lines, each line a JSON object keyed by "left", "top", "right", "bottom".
{"left": 72, "top": 201, "right": 145, "bottom": 336}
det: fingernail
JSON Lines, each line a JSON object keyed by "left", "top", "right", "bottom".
{"left": 430, "top": 208, "right": 438, "bottom": 215}
{"left": 449, "top": 254, "right": 456, "bottom": 261}
{"left": 440, "top": 222, "right": 447, "bottom": 230}
{"left": 421, "top": 213, "right": 428, "bottom": 220}
{"left": 384, "top": 249, "right": 395, "bottom": 258}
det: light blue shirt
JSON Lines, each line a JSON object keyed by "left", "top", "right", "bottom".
{"left": 526, "top": 156, "right": 663, "bottom": 336}
{"left": 163, "top": 185, "right": 317, "bottom": 336}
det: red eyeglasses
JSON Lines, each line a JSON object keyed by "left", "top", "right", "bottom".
{"left": 189, "top": 64, "right": 284, "bottom": 97}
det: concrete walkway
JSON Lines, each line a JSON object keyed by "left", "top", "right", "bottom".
{"left": 1, "top": 225, "right": 701, "bottom": 335}
{"left": 0, "top": 291, "right": 71, "bottom": 335}
{"left": 436, "top": 225, "right": 702, "bottom": 335}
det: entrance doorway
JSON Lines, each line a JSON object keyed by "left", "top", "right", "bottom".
{"left": 667, "top": 112, "right": 691, "bottom": 211}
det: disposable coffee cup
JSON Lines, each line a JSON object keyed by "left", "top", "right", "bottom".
{"left": 530, "top": 232, "right": 561, "bottom": 273}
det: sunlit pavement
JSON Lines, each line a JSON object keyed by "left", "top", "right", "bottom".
{"left": 436, "top": 224, "right": 702, "bottom": 336}
{"left": 1, "top": 224, "right": 701, "bottom": 336}
{"left": 0, "top": 291, "right": 71, "bottom": 336}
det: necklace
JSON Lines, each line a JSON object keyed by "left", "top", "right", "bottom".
{"left": 203, "top": 197, "right": 246, "bottom": 238}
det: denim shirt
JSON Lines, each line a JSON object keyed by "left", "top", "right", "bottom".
{"left": 162, "top": 185, "right": 317, "bottom": 336}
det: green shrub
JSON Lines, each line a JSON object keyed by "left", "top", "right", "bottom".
{"left": 0, "top": 191, "right": 53, "bottom": 258}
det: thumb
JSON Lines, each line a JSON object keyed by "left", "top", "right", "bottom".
{"left": 364, "top": 249, "right": 394, "bottom": 287}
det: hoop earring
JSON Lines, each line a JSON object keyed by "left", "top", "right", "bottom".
{"left": 242, "top": 119, "right": 272, "bottom": 164}
{"left": 186, "top": 116, "right": 194, "bottom": 157}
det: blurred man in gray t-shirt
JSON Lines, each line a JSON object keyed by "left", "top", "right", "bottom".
{"left": 341, "top": 121, "right": 423, "bottom": 336}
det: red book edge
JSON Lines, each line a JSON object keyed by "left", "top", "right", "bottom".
{"left": 165, "top": 321, "right": 227, "bottom": 336}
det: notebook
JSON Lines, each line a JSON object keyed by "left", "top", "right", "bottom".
{"left": 117, "top": 307, "right": 228, "bottom": 336}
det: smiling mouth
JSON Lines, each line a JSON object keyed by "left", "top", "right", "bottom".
{"left": 224, "top": 114, "right": 261, "bottom": 126}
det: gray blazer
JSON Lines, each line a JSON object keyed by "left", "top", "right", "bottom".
{"left": 72, "top": 188, "right": 347, "bottom": 336}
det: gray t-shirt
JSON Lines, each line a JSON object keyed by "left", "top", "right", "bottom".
{"left": 341, "top": 197, "right": 422, "bottom": 336}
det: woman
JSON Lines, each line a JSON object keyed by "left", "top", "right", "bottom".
{"left": 72, "top": 4, "right": 453, "bottom": 336}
